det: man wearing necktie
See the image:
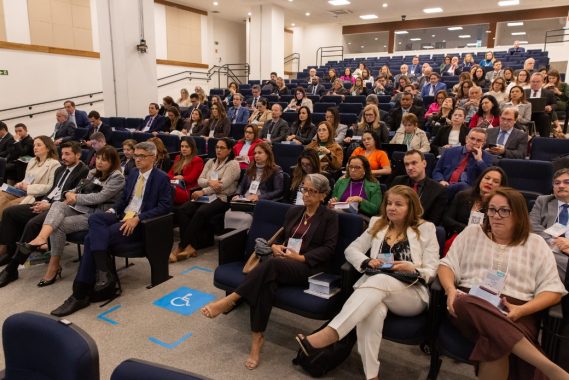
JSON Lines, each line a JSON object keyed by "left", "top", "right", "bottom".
{"left": 485, "top": 108, "right": 528, "bottom": 159}
{"left": 137, "top": 103, "right": 165, "bottom": 133}
{"left": 421, "top": 73, "right": 446, "bottom": 98}
{"left": 0, "top": 122, "right": 15, "bottom": 158}
{"left": 227, "top": 93, "right": 249, "bottom": 125}
{"left": 50, "top": 141, "right": 172, "bottom": 316}
{"left": 84, "top": 111, "right": 112, "bottom": 145}
{"left": 247, "top": 85, "right": 261, "bottom": 111}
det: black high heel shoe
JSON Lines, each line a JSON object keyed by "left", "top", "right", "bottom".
{"left": 17, "top": 241, "right": 47, "bottom": 256}
{"left": 37, "top": 266, "right": 62, "bottom": 287}
{"left": 295, "top": 334, "right": 320, "bottom": 357}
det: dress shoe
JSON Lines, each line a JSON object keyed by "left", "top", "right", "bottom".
{"left": 16, "top": 242, "right": 45, "bottom": 256}
{"left": 0, "top": 269, "right": 18, "bottom": 288}
{"left": 94, "top": 270, "right": 116, "bottom": 293}
{"left": 0, "top": 254, "right": 12, "bottom": 267}
{"left": 50, "top": 295, "right": 90, "bottom": 317}
{"left": 37, "top": 266, "right": 62, "bottom": 287}
{"left": 295, "top": 334, "right": 321, "bottom": 357}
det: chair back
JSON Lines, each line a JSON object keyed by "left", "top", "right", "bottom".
{"left": 244, "top": 200, "right": 292, "bottom": 258}
{"left": 0, "top": 157, "right": 6, "bottom": 185}
{"left": 111, "top": 359, "right": 204, "bottom": 380}
{"left": 530, "top": 137, "right": 569, "bottom": 161}
{"left": 272, "top": 143, "right": 304, "bottom": 175}
{"left": 497, "top": 159, "right": 553, "bottom": 196}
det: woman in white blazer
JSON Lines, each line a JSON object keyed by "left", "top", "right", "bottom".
{"left": 296, "top": 185, "right": 440, "bottom": 380}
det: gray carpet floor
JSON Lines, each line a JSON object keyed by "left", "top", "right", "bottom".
{"left": 0, "top": 240, "right": 476, "bottom": 380}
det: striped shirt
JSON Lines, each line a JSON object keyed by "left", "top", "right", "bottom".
{"left": 440, "top": 225, "right": 567, "bottom": 301}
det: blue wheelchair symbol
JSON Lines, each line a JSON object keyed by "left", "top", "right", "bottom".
{"left": 153, "top": 287, "right": 215, "bottom": 316}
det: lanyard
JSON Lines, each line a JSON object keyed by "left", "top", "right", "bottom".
{"left": 349, "top": 180, "right": 364, "bottom": 198}
{"left": 291, "top": 212, "right": 313, "bottom": 240}
{"left": 490, "top": 235, "right": 510, "bottom": 276}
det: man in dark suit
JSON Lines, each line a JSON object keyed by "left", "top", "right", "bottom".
{"left": 5, "top": 123, "right": 34, "bottom": 182}
{"left": 181, "top": 93, "right": 209, "bottom": 119}
{"left": 246, "top": 85, "right": 262, "bottom": 110}
{"left": 390, "top": 150, "right": 447, "bottom": 225}
{"left": 0, "top": 121, "right": 15, "bottom": 158}
{"left": 53, "top": 109, "right": 76, "bottom": 146}
{"left": 260, "top": 104, "right": 290, "bottom": 143}
{"left": 525, "top": 73, "right": 556, "bottom": 137}
{"left": 136, "top": 103, "right": 166, "bottom": 133}
{"left": 409, "top": 56, "right": 422, "bottom": 77}
{"left": 387, "top": 92, "right": 425, "bottom": 131}
{"left": 64, "top": 100, "right": 90, "bottom": 128}
{"left": 420, "top": 72, "right": 447, "bottom": 97}
{"left": 0, "top": 141, "right": 88, "bottom": 280}
{"left": 441, "top": 56, "right": 462, "bottom": 76}
{"left": 84, "top": 132, "right": 107, "bottom": 170}
{"left": 508, "top": 40, "right": 526, "bottom": 55}
{"left": 227, "top": 93, "right": 250, "bottom": 124}
{"left": 51, "top": 141, "right": 172, "bottom": 316}
{"left": 307, "top": 76, "right": 326, "bottom": 97}
{"left": 85, "top": 111, "right": 112, "bottom": 144}
{"left": 485, "top": 108, "right": 528, "bottom": 159}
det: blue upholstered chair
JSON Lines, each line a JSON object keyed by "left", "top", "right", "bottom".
{"left": 530, "top": 137, "right": 569, "bottom": 161}
{"left": 272, "top": 143, "right": 304, "bottom": 175}
{"left": 111, "top": 359, "right": 205, "bottom": 380}
{"left": 1, "top": 311, "right": 99, "bottom": 380}
{"left": 496, "top": 159, "right": 553, "bottom": 202}
{"left": 73, "top": 127, "right": 90, "bottom": 141}
{"left": 109, "top": 117, "right": 126, "bottom": 130}
{"left": 314, "top": 102, "right": 336, "bottom": 113}
{"left": 343, "top": 95, "right": 366, "bottom": 105}
{"left": 339, "top": 102, "right": 363, "bottom": 115}
{"left": 109, "top": 130, "right": 133, "bottom": 149}
{"left": 320, "top": 96, "right": 343, "bottom": 105}
{"left": 213, "top": 200, "right": 364, "bottom": 320}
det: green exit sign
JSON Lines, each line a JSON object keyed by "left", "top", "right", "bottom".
{"left": 0, "top": 70, "right": 8, "bottom": 75}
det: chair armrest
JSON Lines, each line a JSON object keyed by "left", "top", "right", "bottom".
{"left": 427, "top": 278, "right": 447, "bottom": 341}
{"left": 142, "top": 213, "right": 174, "bottom": 255}
{"left": 541, "top": 302, "right": 564, "bottom": 361}
{"left": 341, "top": 262, "right": 358, "bottom": 299}
{"left": 218, "top": 227, "right": 248, "bottom": 265}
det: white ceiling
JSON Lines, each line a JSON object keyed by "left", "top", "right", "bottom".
{"left": 173, "top": 0, "right": 569, "bottom": 27}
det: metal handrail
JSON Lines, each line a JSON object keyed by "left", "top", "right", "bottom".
{"left": 316, "top": 46, "right": 344, "bottom": 68}
{"left": 0, "top": 92, "right": 103, "bottom": 113}
{"left": 284, "top": 53, "right": 300, "bottom": 73}
{"left": 544, "top": 28, "right": 569, "bottom": 52}
{"left": 1, "top": 98, "right": 104, "bottom": 122}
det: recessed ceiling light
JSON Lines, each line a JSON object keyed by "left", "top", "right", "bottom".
{"left": 508, "top": 22, "right": 524, "bottom": 27}
{"left": 423, "top": 7, "right": 443, "bottom": 13}
{"left": 398, "top": 42, "right": 402, "bottom": 45}
{"left": 498, "top": 0, "right": 519, "bottom": 6}
{"left": 442, "top": 40, "right": 446, "bottom": 42}
{"left": 213, "top": 1, "right": 218, "bottom": 5}
{"left": 466, "top": 43, "right": 478, "bottom": 46}
{"left": 247, "top": 12, "right": 251, "bottom": 16}
{"left": 288, "top": 0, "right": 293, "bottom": 2}
{"left": 359, "top": 14, "right": 378, "bottom": 20}
{"left": 383, "top": 45, "right": 387, "bottom": 48}
{"left": 511, "top": 32, "right": 526, "bottom": 35}
{"left": 518, "top": 40, "right": 528, "bottom": 44}
{"left": 432, "top": 34, "right": 436, "bottom": 37}
{"left": 348, "top": 42, "right": 352, "bottom": 45}
{"left": 423, "top": 46, "right": 434, "bottom": 49}
{"left": 394, "top": 30, "right": 408, "bottom": 34}
{"left": 374, "top": 37, "right": 378, "bottom": 40}
{"left": 410, "top": 38, "right": 421, "bottom": 41}
{"left": 328, "top": 0, "right": 350, "bottom": 5}
{"left": 382, "top": 3, "right": 388, "bottom": 7}
{"left": 448, "top": 27, "right": 463, "bottom": 31}
{"left": 486, "top": 30, "right": 492, "bottom": 33}
{"left": 360, "top": 45, "right": 364, "bottom": 48}
{"left": 291, "top": 23, "right": 295, "bottom": 26}
{"left": 305, "top": 12, "right": 310, "bottom": 16}
{"left": 458, "top": 35, "right": 471, "bottom": 38}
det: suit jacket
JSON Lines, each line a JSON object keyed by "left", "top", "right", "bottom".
{"left": 390, "top": 175, "right": 447, "bottom": 225}
{"left": 524, "top": 88, "right": 557, "bottom": 113}
{"left": 430, "top": 124, "right": 469, "bottom": 155}
{"left": 485, "top": 70, "right": 503, "bottom": 83}
{"left": 387, "top": 105, "right": 425, "bottom": 131}
{"left": 307, "top": 84, "right": 326, "bottom": 97}
{"left": 6, "top": 135, "right": 34, "bottom": 162}
{"left": 203, "top": 117, "right": 231, "bottom": 138}
{"left": 181, "top": 104, "right": 209, "bottom": 119}
{"left": 260, "top": 119, "right": 290, "bottom": 143}
{"left": 137, "top": 115, "right": 166, "bottom": 132}
{"left": 74, "top": 169, "right": 125, "bottom": 213}
{"left": 485, "top": 127, "right": 528, "bottom": 159}
{"left": 227, "top": 106, "right": 250, "bottom": 124}
{"left": 87, "top": 122, "right": 112, "bottom": 141}
{"left": 443, "top": 188, "right": 474, "bottom": 234}
{"left": 40, "top": 162, "right": 89, "bottom": 202}
{"left": 71, "top": 110, "right": 90, "bottom": 128}
{"left": 441, "top": 64, "right": 462, "bottom": 76}
{"left": 54, "top": 120, "right": 76, "bottom": 142}
{"left": 408, "top": 64, "right": 422, "bottom": 76}
{"left": 421, "top": 82, "right": 447, "bottom": 97}
{"left": 114, "top": 168, "right": 172, "bottom": 222}
{"left": 0, "top": 133, "right": 15, "bottom": 158}
{"left": 279, "top": 205, "right": 339, "bottom": 273}
{"left": 508, "top": 47, "right": 525, "bottom": 55}
{"left": 529, "top": 194, "right": 559, "bottom": 239}
{"left": 432, "top": 145, "right": 495, "bottom": 185}
{"left": 236, "top": 166, "right": 284, "bottom": 200}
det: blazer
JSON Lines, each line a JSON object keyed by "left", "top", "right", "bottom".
{"left": 389, "top": 127, "right": 430, "bottom": 153}
{"left": 306, "top": 140, "right": 343, "bottom": 171}
{"left": 73, "top": 169, "right": 125, "bottom": 213}
{"left": 71, "top": 110, "right": 90, "bottom": 129}
{"left": 203, "top": 117, "right": 231, "bottom": 138}
{"left": 307, "top": 84, "right": 326, "bottom": 97}
{"left": 285, "top": 98, "right": 313, "bottom": 113}
{"left": 197, "top": 157, "right": 241, "bottom": 202}
{"left": 227, "top": 106, "right": 250, "bottom": 124}
{"left": 501, "top": 102, "right": 532, "bottom": 125}
{"left": 168, "top": 155, "right": 204, "bottom": 190}
{"left": 6, "top": 135, "right": 34, "bottom": 162}
{"left": 441, "top": 64, "right": 462, "bottom": 76}
{"left": 260, "top": 119, "right": 290, "bottom": 143}
{"left": 524, "top": 88, "right": 557, "bottom": 113}
{"left": 248, "top": 109, "right": 272, "bottom": 126}
{"left": 432, "top": 145, "right": 495, "bottom": 185}
{"left": 331, "top": 177, "right": 382, "bottom": 217}
{"left": 335, "top": 123, "right": 348, "bottom": 144}
{"left": 189, "top": 121, "right": 208, "bottom": 136}
{"left": 165, "top": 118, "right": 186, "bottom": 133}
{"left": 390, "top": 176, "right": 448, "bottom": 225}
{"left": 182, "top": 104, "right": 210, "bottom": 119}
{"left": 345, "top": 217, "right": 440, "bottom": 301}
{"left": 289, "top": 122, "right": 317, "bottom": 145}
{"left": 443, "top": 189, "right": 475, "bottom": 235}
{"left": 485, "top": 70, "right": 503, "bottom": 83}
{"left": 508, "top": 47, "right": 525, "bottom": 55}
{"left": 0, "top": 133, "right": 15, "bottom": 158}
{"left": 430, "top": 124, "right": 469, "bottom": 155}
{"left": 236, "top": 166, "right": 284, "bottom": 201}
{"left": 409, "top": 64, "right": 422, "bottom": 76}
{"left": 279, "top": 205, "right": 339, "bottom": 273}
{"left": 39, "top": 162, "right": 89, "bottom": 203}
{"left": 233, "top": 138, "right": 263, "bottom": 169}
{"left": 87, "top": 123, "right": 112, "bottom": 141}
{"left": 387, "top": 106, "right": 425, "bottom": 131}
{"left": 420, "top": 82, "right": 447, "bottom": 98}
{"left": 485, "top": 127, "right": 528, "bottom": 159}
{"left": 529, "top": 194, "right": 559, "bottom": 239}
{"left": 137, "top": 115, "right": 166, "bottom": 132}
{"left": 326, "top": 87, "right": 348, "bottom": 96}
{"left": 114, "top": 168, "right": 172, "bottom": 221}
{"left": 54, "top": 120, "right": 76, "bottom": 142}
{"left": 121, "top": 158, "right": 136, "bottom": 177}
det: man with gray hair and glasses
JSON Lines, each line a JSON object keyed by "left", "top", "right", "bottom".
{"left": 51, "top": 141, "right": 172, "bottom": 317}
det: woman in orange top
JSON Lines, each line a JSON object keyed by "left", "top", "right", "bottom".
{"left": 351, "top": 131, "right": 392, "bottom": 177}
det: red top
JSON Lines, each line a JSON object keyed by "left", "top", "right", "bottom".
{"left": 168, "top": 155, "right": 204, "bottom": 189}
{"left": 469, "top": 114, "right": 500, "bottom": 129}
{"left": 233, "top": 138, "right": 263, "bottom": 169}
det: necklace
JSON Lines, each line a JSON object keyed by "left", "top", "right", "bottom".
{"left": 302, "top": 213, "right": 313, "bottom": 225}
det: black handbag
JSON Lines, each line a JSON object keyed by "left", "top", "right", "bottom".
{"left": 364, "top": 266, "right": 424, "bottom": 285}
{"left": 75, "top": 178, "right": 103, "bottom": 195}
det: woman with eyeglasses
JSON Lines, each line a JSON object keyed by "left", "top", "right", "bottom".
{"left": 469, "top": 95, "right": 500, "bottom": 129}
{"left": 390, "top": 113, "right": 431, "bottom": 153}
{"left": 233, "top": 124, "right": 263, "bottom": 170}
{"left": 306, "top": 121, "right": 343, "bottom": 172}
{"left": 506, "top": 69, "right": 531, "bottom": 94}
{"left": 171, "top": 138, "right": 241, "bottom": 260}
{"left": 287, "top": 106, "right": 316, "bottom": 145}
{"left": 329, "top": 155, "right": 381, "bottom": 217}
{"left": 285, "top": 87, "right": 313, "bottom": 113}
{"left": 296, "top": 185, "right": 439, "bottom": 380}
{"left": 472, "top": 67, "right": 488, "bottom": 90}
{"left": 424, "top": 90, "right": 448, "bottom": 120}
{"left": 326, "top": 78, "right": 349, "bottom": 97}
{"left": 428, "top": 96, "right": 456, "bottom": 137}
{"left": 351, "top": 131, "right": 391, "bottom": 177}
{"left": 201, "top": 173, "right": 339, "bottom": 370}
{"left": 485, "top": 78, "right": 508, "bottom": 104}
{"left": 325, "top": 107, "right": 348, "bottom": 144}
{"left": 439, "top": 187, "right": 568, "bottom": 380}
{"left": 289, "top": 149, "right": 322, "bottom": 204}
{"left": 349, "top": 77, "right": 368, "bottom": 96}
{"left": 247, "top": 98, "right": 271, "bottom": 126}
{"left": 345, "top": 104, "right": 389, "bottom": 146}
{"left": 168, "top": 137, "right": 204, "bottom": 206}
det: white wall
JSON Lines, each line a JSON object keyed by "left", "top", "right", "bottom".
{"left": 295, "top": 23, "right": 343, "bottom": 70}
{"left": 153, "top": 3, "right": 167, "bottom": 60}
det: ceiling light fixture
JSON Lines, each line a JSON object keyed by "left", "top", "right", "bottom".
{"left": 432, "top": 34, "right": 436, "bottom": 37}
{"left": 291, "top": 23, "right": 295, "bottom": 26}
{"left": 423, "top": 7, "right": 443, "bottom": 13}
{"left": 360, "top": 45, "right": 364, "bottom": 48}
{"left": 507, "top": 21, "right": 524, "bottom": 26}
{"left": 511, "top": 31, "right": 526, "bottom": 35}
{"left": 447, "top": 27, "right": 463, "bottom": 31}
{"left": 213, "top": 1, "right": 218, "bottom": 5}
{"left": 328, "top": 0, "right": 350, "bottom": 5}
{"left": 360, "top": 14, "right": 378, "bottom": 20}
{"left": 382, "top": 3, "right": 388, "bottom": 7}
{"left": 247, "top": 12, "right": 251, "bottom": 16}
{"left": 423, "top": 46, "right": 434, "bottom": 49}
{"left": 374, "top": 37, "right": 378, "bottom": 40}
{"left": 518, "top": 40, "right": 528, "bottom": 44}
{"left": 498, "top": 0, "right": 519, "bottom": 6}
{"left": 394, "top": 30, "right": 408, "bottom": 34}
{"left": 305, "top": 12, "right": 310, "bottom": 16}
{"left": 458, "top": 34, "right": 471, "bottom": 38}
{"left": 466, "top": 42, "right": 478, "bottom": 46}
{"left": 410, "top": 38, "right": 422, "bottom": 41}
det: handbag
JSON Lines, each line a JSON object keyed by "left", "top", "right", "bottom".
{"left": 364, "top": 267, "right": 423, "bottom": 285}
{"left": 75, "top": 178, "right": 103, "bottom": 195}
{"left": 242, "top": 227, "right": 284, "bottom": 274}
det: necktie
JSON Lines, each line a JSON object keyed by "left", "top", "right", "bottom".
{"left": 533, "top": 91, "right": 538, "bottom": 98}
{"left": 232, "top": 108, "right": 238, "bottom": 124}
{"left": 449, "top": 154, "right": 469, "bottom": 184}
{"left": 430, "top": 85, "right": 435, "bottom": 96}
{"left": 312, "top": 86, "right": 317, "bottom": 95}
{"left": 89, "top": 154, "right": 96, "bottom": 168}
{"left": 134, "top": 175, "right": 145, "bottom": 198}
{"left": 146, "top": 117, "right": 154, "bottom": 129}
{"left": 252, "top": 97, "right": 258, "bottom": 108}
{"left": 412, "top": 182, "right": 419, "bottom": 193}
{"left": 497, "top": 131, "right": 507, "bottom": 145}
{"left": 560, "top": 204, "right": 569, "bottom": 226}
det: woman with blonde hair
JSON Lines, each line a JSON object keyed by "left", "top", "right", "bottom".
{"left": 178, "top": 88, "right": 191, "bottom": 107}
{"left": 345, "top": 104, "right": 389, "bottom": 145}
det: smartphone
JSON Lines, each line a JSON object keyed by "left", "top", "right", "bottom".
{"left": 380, "top": 263, "right": 394, "bottom": 270}
{"left": 487, "top": 144, "right": 497, "bottom": 148}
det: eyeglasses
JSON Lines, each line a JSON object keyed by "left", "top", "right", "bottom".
{"left": 487, "top": 207, "right": 511, "bottom": 218}
{"left": 215, "top": 146, "right": 228, "bottom": 150}
{"left": 348, "top": 165, "right": 363, "bottom": 170}
{"left": 133, "top": 154, "right": 153, "bottom": 159}
{"left": 554, "top": 179, "right": 569, "bottom": 186}
{"left": 299, "top": 186, "right": 321, "bottom": 196}
{"left": 245, "top": 130, "right": 254, "bottom": 134}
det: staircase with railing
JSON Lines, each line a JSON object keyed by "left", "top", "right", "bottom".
{"left": 544, "top": 27, "right": 569, "bottom": 51}
{"left": 284, "top": 53, "right": 300, "bottom": 74}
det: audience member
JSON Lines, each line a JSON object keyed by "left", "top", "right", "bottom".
{"left": 325, "top": 107, "right": 348, "bottom": 144}
{"left": 203, "top": 103, "right": 231, "bottom": 139}
{"left": 441, "top": 56, "right": 462, "bottom": 76}
{"left": 52, "top": 109, "right": 76, "bottom": 146}
{"left": 361, "top": 68, "right": 375, "bottom": 86}
{"left": 85, "top": 111, "right": 112, "bottom": 144}
{"left": 454, "top": 80, "right": 473, "bottom": 102}
{"left": 248, "top": 98, "right": 272, "bottom": 126}
{"left": 485, "top": 60, "right": 503, "bottom": 83}
{"left": 4, "top": 123, "right": 34, "bottom": 182}
{"left": 325, "top": 68, "right": 338, "bottom": 84}
{"left": 485, "top": 77, "right": 508, "bottom": 104}
{"left": 544, "top": 69, "right": 569, "bottom": 134}
{"left": 428, "top": 96, "right": 456, "bottom": 136}
{"left": 458, "top": 86, "right": 483, "bottom": 123}
{"left": 409, "top": 56, "right": 421, "bottom": 76}
{"left": 306, "top": 122, "right": 343, "bottom": 172}
{"left": 158, "top": 96, "right": 179, "bottom": 116}
{"left": 233, "top": 124, "right": 263, "bottom": 170}
{"left": 273, "top": 77, "right": 290, "bottom": 96}
{"left": 350, "top": 131, "right": 391, "bottom": 177}
{"left": 502, "top": 85, "right": 532, "bottom": 128}
{"left": 462, "top": 53, "right": 475, "bottom": 69}
{"left": 307, "top": 76, "right": 326, "bottom": 97}
{"left": 168, "top": 137, "right": 204, "bottom": 205}
{"left": 349, "top": 77, "right": 368, "bottom": 96}
{"left": 522, "top": 57, "right": 536, "bottom": 74}
{"left": 227, "top": 93, "right": 250, "bottom": 125}
{"left": 478, "top": 51, "right": 495, "bottom": 68}
{"left": 485, "top": 108, "right": 528, "bottom": 159}
{"left": 165, "top": 107, "right": 185, "bottom": 135}
{"left": 289, "top": 149, "right": 321, "bottom": 204}
{"left": 439, "top": 56, "right": 451, "bottom": 73}
{"left": 502, "top": 67, "right": 515, "bottom": 87}
{"left": 372, "top": 74, "right": 393, "bottom": 96}
{"left": 340, "top": 67, "right": 355, "bottom": 84}
{"left": 147, "top": 137, "right": 171, "bottom": 172}
{"left": 261, "top": 72, "right": 278, "bottom": 93}
{"left": 506, "top": 69, "right": 531, "bottom": 94}
{"left": 431, "top": 107, "right": 469, "bottom": 156}
{"left": 526, "top": 73, "right": 556, "bottom": 137}
{"left": 326, "top": 79, "right": 349, "bottom": 97}
{"left": 346, "top": 104, "right": 389, "bottom": 145}
{"left": 287, "top": 106, "right": 316, "bottom": 145}
{"left": 421, "top": 73, "right": 447, "bottom": 98}
{"left": 224, "top": 82, "right": 238, "bottom": 106}
{"left": 247, "top": 85, "right": 262, "bottom": 110}
{"left": 63, "top": 100, "right": 89, "bottom": 128}
{"left": 85, "top": 132, "right": 107, "bottom": 170}
{"left": 194, "top": 86, "right": 208, "bottom": 105}
{"left": 121, "top": 139, "right": 136, "bottom": 176}
{"left": 50, "top": 141, "right": 172, "bottom": 316}
{"left": 286, "top": 87, "right": 314, "bottom": 112}
{"left": 471, "top": 67, "right": 488, "bottom": 89}
{"left": 508, "top": 40, "right": 526, "bottom": 55}
{"left": 182, "top": 93, "right": 210, "bottom": 119}
{"left": 424, "top": 91, "right": 448, "bottom": 120}
{"left": 178, "top": 88, "right": 191, "bottom": 107}
{"left": 353, "top": 62, "right": 366, "bottom": 78}
{"left": 137, "top": 103, "right": 165, "bottom": 133}
{"left": 469, "top": 95, "right": 500, "bottom": 129}
{"left": 417, "top": 65, "right": 433, "bottom": 89}
{"left": 0, "top": 122, "right": 14, "bottom": 158}
{"left": 188, "top": 109, "right": 207, "bottom": 136}
{"left": 387, "top": 92, "right": 425, "bottom": 131}
{"left": 390, "top": 113, "right": 430, "bottom": 153}
{"left": 307, "top": 67, "right": 318, "bottom": 83}
{"left": 394, "top": 64, "right": 415, "bottom": 83}
{"left": 260, "top": 104, "right": 289, "bottom": 143}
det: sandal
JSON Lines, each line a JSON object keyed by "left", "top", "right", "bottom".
{"left": 201, "top": 298, "right": 236, "bottom": 318}
{"left": 176, "top": 246, "right": 197, "bottom": 260}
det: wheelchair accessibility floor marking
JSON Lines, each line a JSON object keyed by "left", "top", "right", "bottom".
{"left": 97, "top": 304, "right": 121, "bottom": 325}
{"left": 148, "top": 332, "right": 193, "bottom": 349}
{"left": 153, "top": 287, "right": 215, "bottom": 316}
{"left": 180, "top": 265, "right": 213, "bottom": 275}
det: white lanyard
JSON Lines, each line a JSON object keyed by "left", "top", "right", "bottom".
{"left": 349, "top": 180, "right": 364, "bottom": 198}
{"left": 291, "top": 213, "right": 312, "bottom": 240}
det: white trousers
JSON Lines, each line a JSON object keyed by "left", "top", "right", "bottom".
{"left": 328, "top": 274, "right": 427, "bottom": 379}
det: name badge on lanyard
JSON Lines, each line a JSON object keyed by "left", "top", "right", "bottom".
{"left": 248, "top": 180, "right": 260, "bottom": 194}
{"left": 468, "top": 210, "right": 485, "bottom": 225}
{"left": 266, "top": 133, "right": 272, "bottom": 142}
{"left": 295, "top": 191, "right": 304, "bottom": 205}
{"left": 287, "top": 237, "right": 302, "bottom": 254}
{"left": 210, "top": 171, "right": 219, "bottom": 180}
{"left": 469, "top": 270, "right": 507, "bottom": 309}
{"left": 545, "top": 223, "right": 569, "bottom": 237}
{"left": 209, "top": 129, "right": 215, "bottom": 138}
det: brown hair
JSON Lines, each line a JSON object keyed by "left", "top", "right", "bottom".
{"left": 291, "top": 149, "right": 321, "bottom": 191}
{"left": 369, "top": 185, "right": 424, "bottom": 237}
{"left": 172, "top": 137, "right": 198, "bottom": 174}
{"left": 122, "top": 139, "right": 137, "bottom": 151}
{"left": 147, "top": 137, "right": 168, "bottom": 160}
{"left": 240, "top": 124, "right": 259, "bottom": 142}
{"left": 95, "top": 145, "right": 121, "bottom": 180}
{"left": 402, "top": 113, "right": 418, "bottom": 126}
{"left": 34, "top": 136, "right": 58, "bottom": 161}
{"left": 245, "top": 142, "right": 277, "bottom": 182}
{"left": 316, "top": 121, "right": 335, "bottom": 145}
{"left": 482, "top": 187, "right": 530, "bottom": 246}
